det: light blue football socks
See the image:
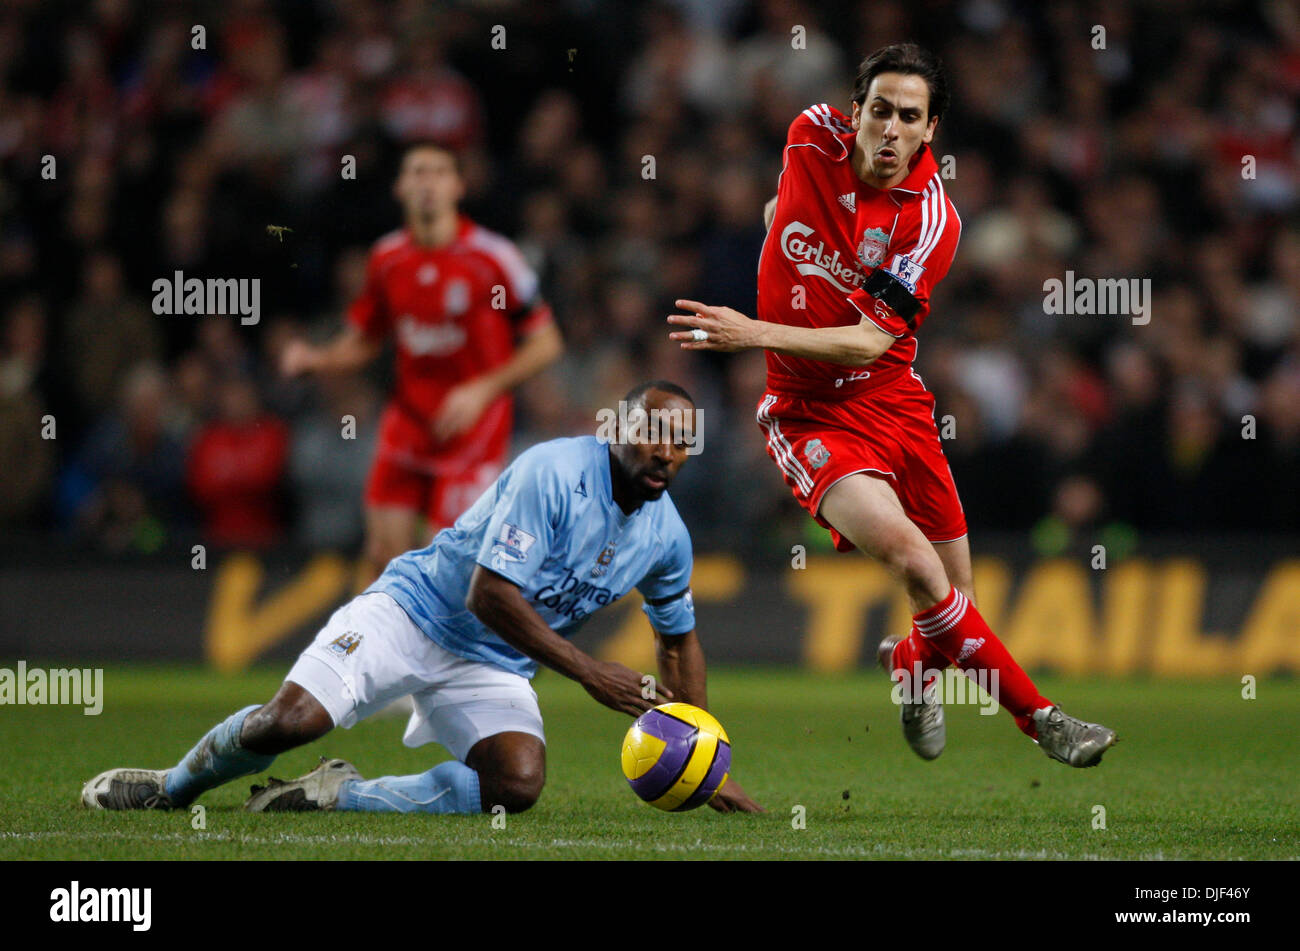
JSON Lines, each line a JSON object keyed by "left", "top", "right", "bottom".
{"left": 164, "top": 704, "right": 276, "bottom": 806}
{"left": 162, "top": 705, "right": 483, "bottom": 813}
{"left": 335, "top": 761, "right": 482, "bottom": 814}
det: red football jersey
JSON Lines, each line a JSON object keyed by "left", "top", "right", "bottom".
{"left": 757, "top": 103, "right": 962, "bottom": 399}
{"left": 348, "top": 215, "right": 553, "bottom": 474}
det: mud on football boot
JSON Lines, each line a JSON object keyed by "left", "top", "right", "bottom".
{"left": 877, "top": 635, "right": 946, "bottom": 761}
{"left": 81, "top": 769, "right": 173, "bottom": 810}
{"left": 1032, "top": 706, "right": 1117, "bottom": 768}
{"left": 244, "top": 757, "right": 361, "bottom": 812}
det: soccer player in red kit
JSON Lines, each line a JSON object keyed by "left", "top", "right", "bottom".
{"left": 283, "top": 143, "right": 563, "bottom": 579}
{"left": 669, "top": 43, "right": 1117, "bottom": 767}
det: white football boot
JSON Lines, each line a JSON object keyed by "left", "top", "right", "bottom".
{"left": 81, "top": 768, "right": 173, "bottom": 810}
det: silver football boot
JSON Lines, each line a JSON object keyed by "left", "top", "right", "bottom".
{"left": 878, "top": 635, "right": 945, "bottom": 760}
{"left": 1032, "top": 706, "right": 1117, "bottom": 767}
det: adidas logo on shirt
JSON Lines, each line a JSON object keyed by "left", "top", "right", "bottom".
{"left": 837, "top": 192, "right": 856, "bottom": 212}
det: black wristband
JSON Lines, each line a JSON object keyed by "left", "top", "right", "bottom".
{"left": 863, "top": 268, "right": 921, "bottom": 330}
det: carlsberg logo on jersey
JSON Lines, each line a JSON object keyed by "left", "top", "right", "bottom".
{"left": 781, "top": 221, "right": 865, "bottom": 293}
{"left": 397, "top": 314, "right": 467, "bottom": 356}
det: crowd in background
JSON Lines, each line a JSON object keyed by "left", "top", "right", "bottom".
{"left": 1, "top": 0, "right": 1298, "bottom": 557}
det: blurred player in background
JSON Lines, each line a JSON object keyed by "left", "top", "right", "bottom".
{"left": 670, "top": 43, "right": 1117, "bottom": 768}
{"left": 80, "top": 383, "right": 762, "bottom": 817}
{"left": 282, "top": 143, "right": 563, "bottom": 580}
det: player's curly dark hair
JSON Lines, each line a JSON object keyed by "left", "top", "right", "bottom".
{"left": 852, "top": 43, "right": 950, "bottom": 123}
{"left": 623, "top": 380, "right": 695, "bottom": 409}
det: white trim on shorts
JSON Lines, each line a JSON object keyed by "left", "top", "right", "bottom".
{"left": 815, "top": 469, "right": 968, "bottom": 545}
{"left": 813, "top": 466, "right": 897, "bottom": 517}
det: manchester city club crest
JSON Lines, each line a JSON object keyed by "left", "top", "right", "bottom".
{"left": 329, "top": 631, "right": 363, "bottom": 657}
{"left": 857, "top": 227, "right": 889, "bottom": 269}
{"left": 591, "top": 544, "right": 615, "bottom": 577}
{"left": 804, "top": 438, "right": 831, "bottom": 469}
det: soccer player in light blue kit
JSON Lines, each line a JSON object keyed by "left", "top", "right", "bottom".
{"left": 81, "top": 382, "right": 763, "bottom": 815}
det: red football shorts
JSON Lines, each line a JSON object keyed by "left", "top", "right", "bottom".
{"left": 756, "top": 374, "right": 967, "bottom": 552}
{"left": 364, "top": 453, "right": 503, "bottom": 530}
{"left": 363, "top": 397, "right": 510, "bottom": 529}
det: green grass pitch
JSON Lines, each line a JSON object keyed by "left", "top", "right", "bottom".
{"left": 1, "top": 666, "right": 1296, "bottom": 860}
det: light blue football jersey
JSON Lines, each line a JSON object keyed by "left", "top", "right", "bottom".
{"left": 367, "top": 435, "right": 696, "bottom": 678}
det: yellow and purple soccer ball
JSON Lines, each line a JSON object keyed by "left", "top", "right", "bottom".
{"left": 620, "top": 702, "right": 731, "bottom": 811}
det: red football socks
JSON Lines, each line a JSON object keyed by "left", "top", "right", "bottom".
{"left": 909, "top": 587, "right": 1052, "bottom": 737}
{"left": 889, "top": 622, "right": 949, "bottom": 679}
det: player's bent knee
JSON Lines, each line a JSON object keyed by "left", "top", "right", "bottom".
{"left": 483, "top": 765, "right": 544, "bottom": 813}
{"left": 468, "top": 733, "right": 546, "bottom": 813}
{"left": 894, "top": 543, "right": 949, "bottom": 603}
{"left": 879, "top": 537, "right": 940, "bottom": 584}
{"left": 241, "top": 684, "right": 333, "bottom": 754}
{"left": 473, "top": 750, "right": 544, "bottom": 813}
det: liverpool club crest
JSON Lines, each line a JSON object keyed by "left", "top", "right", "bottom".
{"left": 857, "top": 228, "right": 889, "bottom": 269}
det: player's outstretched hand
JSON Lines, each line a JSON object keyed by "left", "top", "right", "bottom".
{"left": 709, "top": 777, "right": 765, "bottom": 814}
{"left": 434, "top": 378, "right": 497, "bottom": 442}
{"left": 581, "top": 659, "right": 674, "bottom": 717}
{"left": 668, "top": 300, "right": 765, "bottom": 353}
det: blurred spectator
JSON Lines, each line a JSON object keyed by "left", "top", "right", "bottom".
{"left": 0, "top": 294, "right": 53, "bottom": 524}
{"left": 63, "top": 250, "right": 160, "bottom": 415}
{"left": 207, "top": 23, "right": 302, "bottom": 165}
{"left": 0, "top": 293, "right": 48, "bottom": 403}
{"left": 622, "top": 4, "right": 734, "bottom": 117}
{"left": 732, "top": 0, "right": 845, "bottom": 114}
{"left": 1, "top": 0, "right": 1297, "bottom": 552}
{"left": 187, "top": 374, "right": 288, "bottom": 549}
{"left": 287, "top": 372, "right": 379, "bottom": 551}
{"left": 1257, "top": 361, "right": 1300, "bottom": 526}
{"left": 697, "top": 164, "right": 767, "bottom": 315}
{"left": 380, "top": 29, "right": 482, "bottom": 149}
{"left": 0, "top": 380, "right": 51, "bottom": 525}
{"left": 60, "top": 363, "right": 186, "bottom": 552}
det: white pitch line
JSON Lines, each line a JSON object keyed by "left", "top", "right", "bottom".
{"left": 3, "top": 829, "right": 1275, "bottom": 861}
